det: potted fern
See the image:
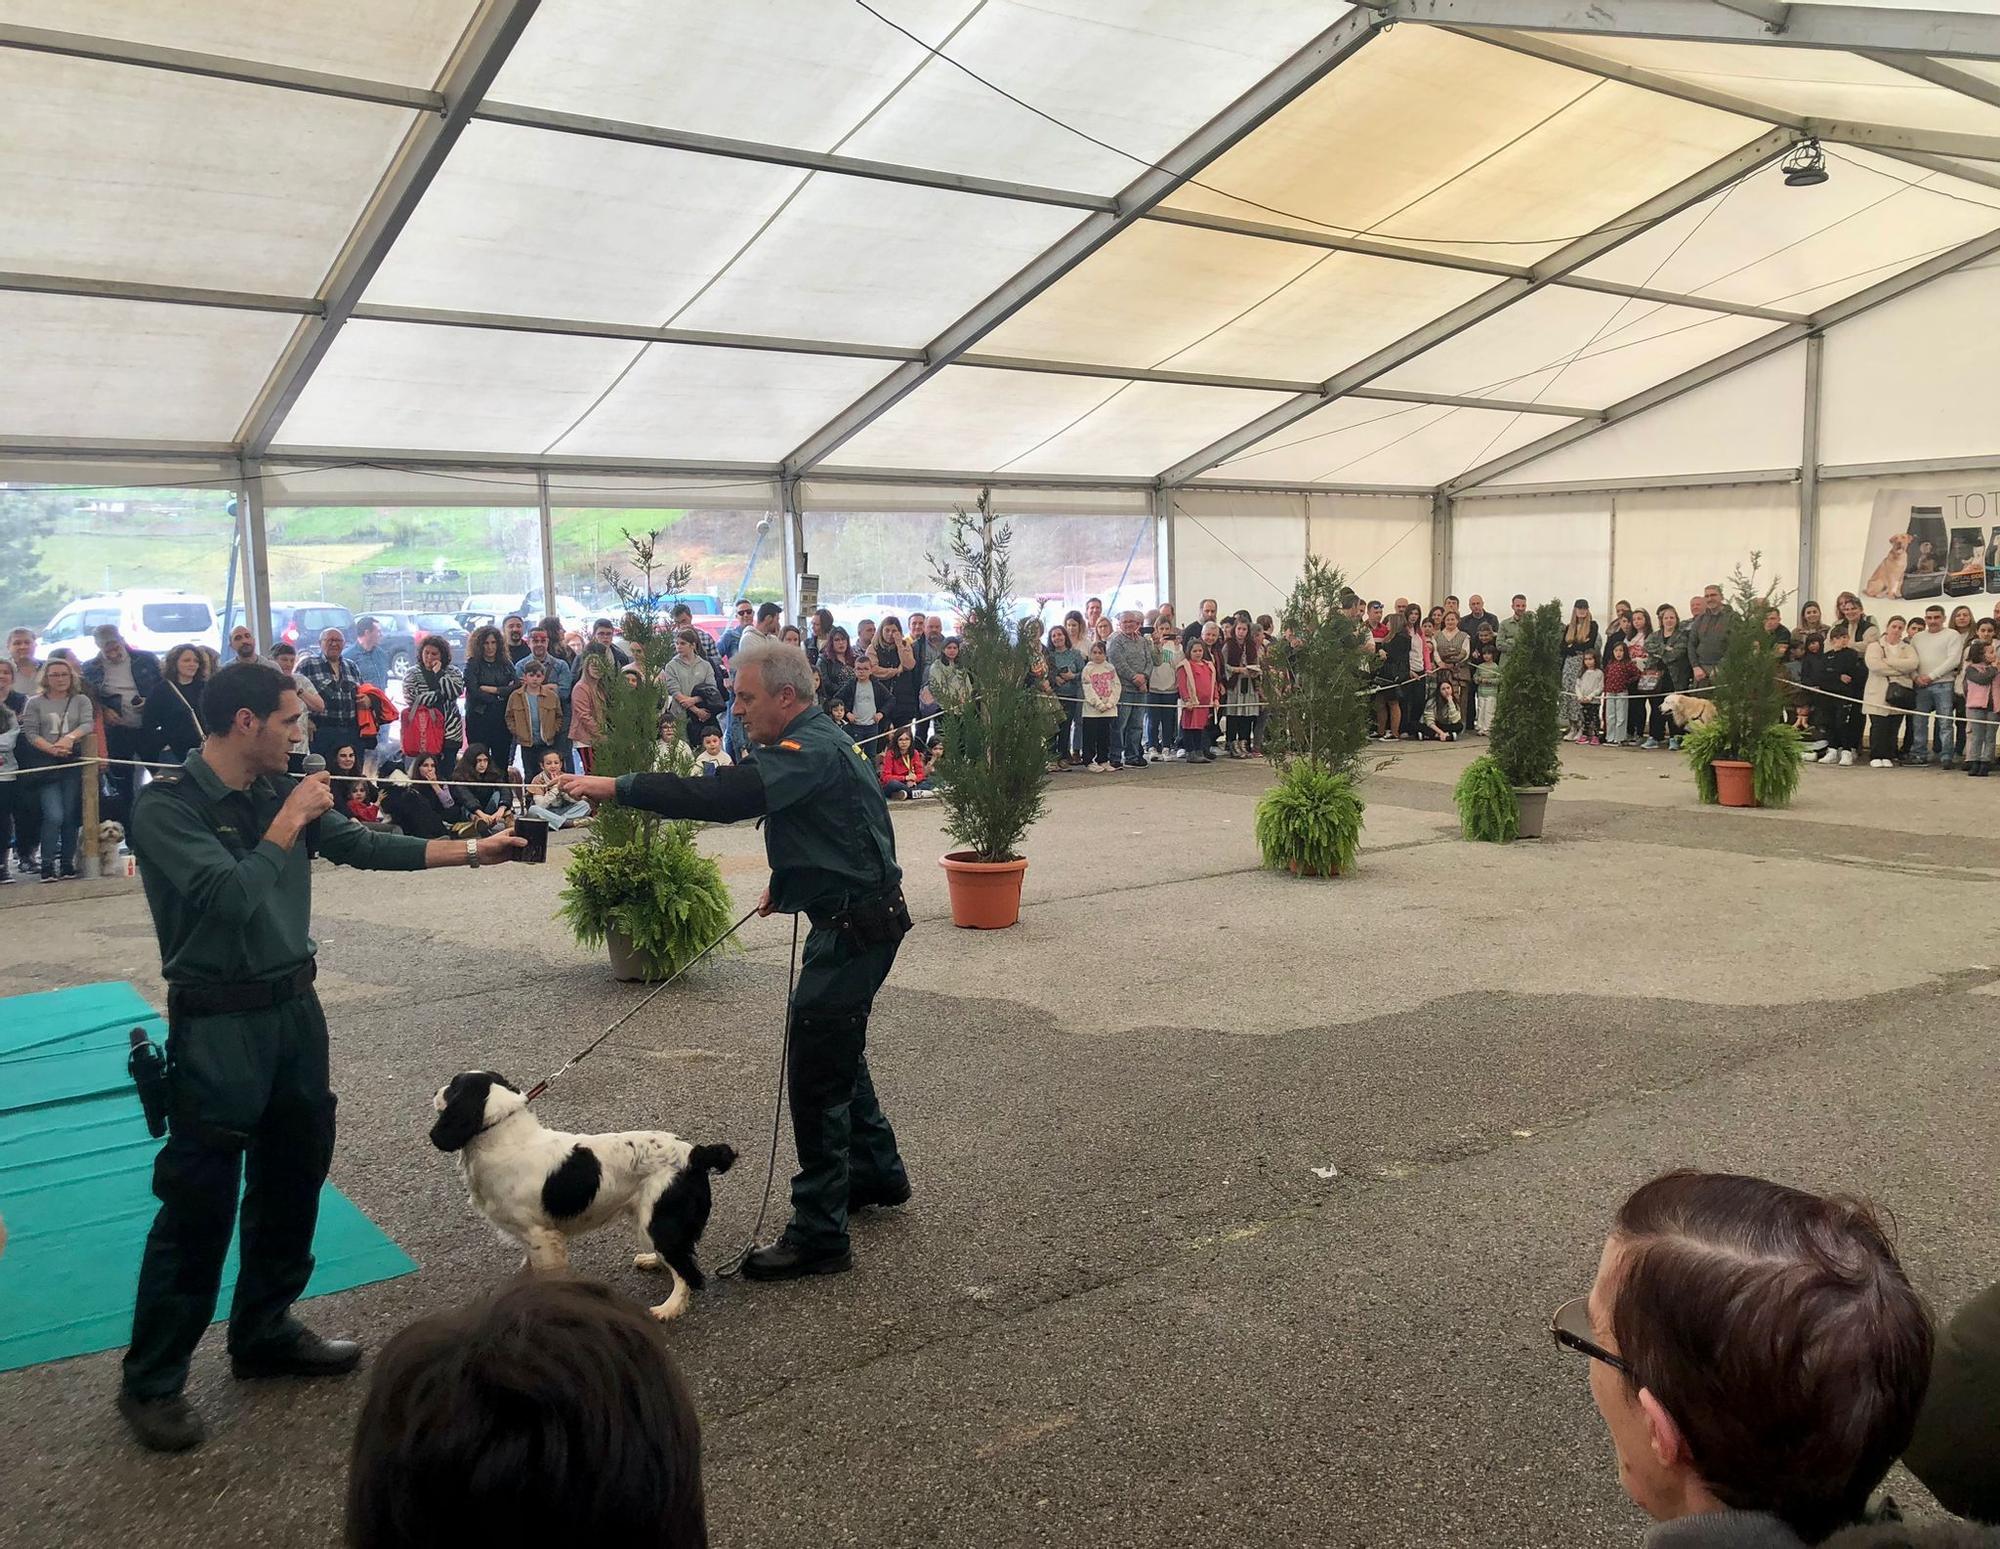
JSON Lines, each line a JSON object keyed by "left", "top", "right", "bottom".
{"left": 557, "top": 532, "right": 735, "bottom": 979}
{"left": 928, "top": 494, "right": 1061, "bottom": 928}
{"left": 1685, "top": 556, "right": 1804, "bottom": 808}
{"left": 1455, "top": 599, "right": 1563, "bottom": 840}
{"left": 1256, "top": 558, "right": 1371, "bottom": 876}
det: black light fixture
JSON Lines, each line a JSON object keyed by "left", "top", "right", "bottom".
{"left": 1782, "top": 139, "right": 1829, "bottom": 187}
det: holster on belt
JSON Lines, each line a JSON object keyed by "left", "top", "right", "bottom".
{"left": 166, "top": 959, "right": 318, "bottom": 1020}
{"left": 819, "top": 887, "right": 913, "bottom": 951}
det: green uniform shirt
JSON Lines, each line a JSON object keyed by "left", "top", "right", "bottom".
{"left": 131, "top": 750, "right": 430, "bottom": 987}
{"left": 757, "top": 705, "right": 900, "bottom": 915}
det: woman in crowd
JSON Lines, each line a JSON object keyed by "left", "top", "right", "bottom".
{"left": 1400, "top": 605, "right": 1433, "bottom": 740}
{"left": 1178, "top": 638, "right": 1219, "bottom": 762}
{"left": 1797, "top": 600, "right": 1824, "bottom": 638}
{"left": 453, "top": 744, "right": 515, "bottom": 820}
{"left": 1436, "top": 609, "right": 1471, "bottom": 725}
{"left": 538, "top": 617, "right": 574, "bottom": 666}
{"left": 815, "top": 626, "right": 855, "bottom": 710}
{"left": 1560, "top": 599, "right": 1599, "bottom": 735}
{"left": 145, "top": 643, "right": 208, "bottom": 763}
{"left": 383, "top": 755, "right": 501, "bottom": 839}
{"left": 1647, "top": 603, "right": 1689, "bottom": 748}
{"left": 1043, "top": 624, "right": 1083, "bottom": 766}
{"left": 330, "top": 741, "right": 364, "bottom": 788}
{"left": 1833, "top": 591, "right": 1876, "bottom": 648}
{"left": 1221, "top": 618, "right": 1262, "bottom": 758}
{"left": 0, "top": 656, "right": 29, "bottom": 874}
{"left": 874, "top": 616, "right": 918, "bottom": 730}
{"left": 463, "top": 626, "right": 516, "bottom": 776}
{"left": 926, "top": 635, "right": 969, "bottom": 720}
{"left": 1864, "top": 615, "right": 1919, "bottom": 767}
{"left": 0, "top": 691, "right": 18, "bottom": 885}
{"left": 569, "top": 653, "right": 606, "bottom": 775}
{"left": 1149, "top": 619, "right": 1184, "bottom": 760}
{"left": 403, "top": 635, "right": 466, "bottom": 780}
{"left": 661, "top": 628, "right": 722, "bottom": 747}
{"left": 1375, "top": 612, "right": 1411, "bottom": 741}
{"left": 879, "top": 727, "right": 932, "bottom": 800}
{"left": 21, "top": 657, "right": 90, "bottom": 881}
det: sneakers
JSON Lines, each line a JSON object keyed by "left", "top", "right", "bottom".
{"left": 1641, "top": 737, "right": 1659, "bottom": 750}
{"left": 1839, "top": 750, "right": 1855, "bottom": 767}
{"left": 1817, "top": 748, "right": 1839, "bottom": 764}
{"left": 1089, "top": 760, "right": 1110, "bottom": 773}
{"left": 1871, "top": 758, "right": 1890, "bottom": 768}
{"left": 117, "top": 1390, "right": 206, "bottom": 1453}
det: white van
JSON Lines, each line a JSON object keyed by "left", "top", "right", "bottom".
{"left": 38, "top": 590, "right": 218, "bottom": 664}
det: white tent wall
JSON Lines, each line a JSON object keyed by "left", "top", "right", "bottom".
{"left": 1169, "top": 489, "right": 1308, "bottom": 620}
{"left": 1451, "top": 495, "right": 1612, "bottom": 616}
{"left": 1306, "top": 493, "right": 1432, "bottom": 608}
{"left": 1608, "top": 484, "right": 1802, "bottom": 615}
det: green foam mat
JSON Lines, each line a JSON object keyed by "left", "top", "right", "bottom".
{"left": 0, "top": 981, "right": 416, "bottom": 1374}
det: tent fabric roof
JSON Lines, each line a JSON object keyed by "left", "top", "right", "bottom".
{"left": 6, "top": 0, "right": 2000, "bottom": 493}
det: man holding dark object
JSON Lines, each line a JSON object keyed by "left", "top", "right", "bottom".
{"left": 83, "top": 625, "right": 162, "bottom": 826}
{"left": 299, "top": 627, "right": 361, "bottom": 765}
{"left": 558, "top": 634, "right": 911, "bottom": 1282}
{"left": 119, "top": 662, "right": 522, "bottom": 1454}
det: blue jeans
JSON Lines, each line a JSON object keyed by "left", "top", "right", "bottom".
{"left": 1116, "top": 701, "right": 1147, "bottom": 766}
{"left": 1914, "top": 679, "right": 1956, "bottom": 761}
{"left": 1147, "top": 689, "right": 1178, "bottom": 749}
{"left": 38, "top": 764, "right": 82, "bottom": 876}
{"left": 1966, "top": 706, "right": 1998, "bottom": 765}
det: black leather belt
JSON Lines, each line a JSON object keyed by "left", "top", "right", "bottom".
{"left": 168, "top": 960, "right": 318, "bottom": 1017}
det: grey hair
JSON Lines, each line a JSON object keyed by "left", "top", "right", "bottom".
{"left": 733, "top": 632, "right": 815, "bottom": 703}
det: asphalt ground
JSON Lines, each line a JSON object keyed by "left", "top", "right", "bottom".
{"left": 2, "top": 739, "right": 1994, "bottom": 1549}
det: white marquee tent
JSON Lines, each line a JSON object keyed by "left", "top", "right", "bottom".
{"left": 8, "top": 0, "right": 2000, "bottom": 630}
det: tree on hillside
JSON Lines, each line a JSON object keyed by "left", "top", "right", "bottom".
{"left": 0, "top": 491, "right": 66, "bottom": 629}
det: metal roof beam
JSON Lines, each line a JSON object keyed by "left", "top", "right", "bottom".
{"left": 1371, "top": 0, "right": 2000, "bottom": 61}
{"left": 0, "top": 22, "right": 443, "bottom": 110}
{"left": 0, "top": 271, "right": 322, "bottom": 315}
{"left": 1158, "top": 127, "right": 1795, "bottom": 485}
{"left": 235, "top": 0, "right": 544, "bottom": 457}
{"left": 1443, "top": 220, "right": 2000, "bottom": 493}
{"left": 779, "top": 6, "right": 1386, "bottom": 477}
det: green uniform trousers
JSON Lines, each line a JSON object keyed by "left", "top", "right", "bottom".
{"left": 1903, "top": 1277, "right": 2000, "bottom": 1523}
{"left": 785, "top": 923, "right": 907, "bottom": 1253}
{"left": 122, "top": 993, "right": 336, "bottom": 1399}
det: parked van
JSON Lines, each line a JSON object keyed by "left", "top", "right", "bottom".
{"left": 38, "top": 590, "right": 217, "bottom": 664}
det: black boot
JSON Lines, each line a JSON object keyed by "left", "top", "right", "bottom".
{"left": 117, "top": 1389, "right": 206, "bottom": 1453}
{"left": 231, "top": 1326, "right": 363, "bottom": 1380}
{"left": 740, "top": 1237, "right": 853, "bottom": 1281}
{"left": 849, "top": 1174, "right": 912, "bottom": 1212}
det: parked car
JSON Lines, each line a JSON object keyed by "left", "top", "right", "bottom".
{"left": 365, "top": 610, "right": 470, "bottom": 675}
{"left": 39, "top": 590, "right": 217, "bottom": 664}
{"left": 221, "top": 602, "right": 357, "bottom": 654}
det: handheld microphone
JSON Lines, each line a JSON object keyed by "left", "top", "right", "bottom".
{"left": 300, "top": 754, "right": 327, "bottom": 858}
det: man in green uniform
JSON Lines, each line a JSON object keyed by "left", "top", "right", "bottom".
{"left": 559, "top": 633, "right": 911, "bottom": 1281}
{"left": 119, "top": 662, "right": 522, "bottom": 1453}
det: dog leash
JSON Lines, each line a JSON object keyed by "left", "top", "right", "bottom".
{"left": 521, "top": 905, "right": 762, "bottom": 1103}
{"left": 717, "top": 910, "right": 802, "bottom": 1280}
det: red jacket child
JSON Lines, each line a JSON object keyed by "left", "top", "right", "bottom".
{"left": 881, "top": 746, "right": 927, "bottom": 787}
{"left": 1602, "top": 655, "right": 1640, "bottom": 696}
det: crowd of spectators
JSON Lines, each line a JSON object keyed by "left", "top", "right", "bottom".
{"left": 8, "top": 581, "right": 2000, "bottom": 882}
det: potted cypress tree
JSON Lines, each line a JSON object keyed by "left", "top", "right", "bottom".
{"left": 1255, "top": 557, "right": 1372, "bottom": 876}
{"left": 557, "top": 532, "right": 735, "bottom": 979}
{"left": 929, "top": 494, "right": 1061, "bottom": 929}
{"left": 1455, "top": 599, "right": 1563, "bottom": 840}
{"left": 1683, "top": 557, "right": 1804, "bottom": 808}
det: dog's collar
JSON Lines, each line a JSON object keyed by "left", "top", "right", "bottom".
{"left": 469, "top": 1106, "right": 528, "bottom": 1141}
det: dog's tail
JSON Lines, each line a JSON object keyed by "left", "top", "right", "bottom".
{"left": 690, "top": 1142, "right": 737, "bottom": 1176}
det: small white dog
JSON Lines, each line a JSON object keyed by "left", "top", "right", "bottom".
{"left": 429, "top": 1071, "right": 736, "bottom": 1321}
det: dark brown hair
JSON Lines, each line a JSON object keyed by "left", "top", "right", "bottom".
{"left": 1610, "top": 1171, "right": 1932, "bottom": 1543}
{"left": 346, "top": 1277, "right": 706, "bottom": 1548}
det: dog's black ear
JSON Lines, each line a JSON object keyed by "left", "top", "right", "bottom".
{"left": 429, "top": 1073, "right": 497, "bottom": 1152}
{"left": 690, "top": 1143, "right": 737, "bottom": 1176}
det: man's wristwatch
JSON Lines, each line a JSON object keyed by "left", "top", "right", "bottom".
{"left": 466, "top": 838, "right": 481, "bottom": 868}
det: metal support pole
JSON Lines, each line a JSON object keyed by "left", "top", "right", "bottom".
{"left": 1430, "top": 489, "right": 1453, "bottom": 603}
{"left": 239, "top": 458, "right": 274, "bottom": 654}
{"left": 1153, "top": 484, "right": 1177, "bottom": 609}
{"left": 1800, "top": 333, "right": 1824, "bottom": 604}
{"left": 780, "top": 476, "right": 805, "bottom": 627}
{"left": 535, "top": 470, "right": 556, "bottom": 613}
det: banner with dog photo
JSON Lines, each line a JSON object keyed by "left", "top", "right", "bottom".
{"left": 1859, "top": 484, "right": 2000, "bottom": 605}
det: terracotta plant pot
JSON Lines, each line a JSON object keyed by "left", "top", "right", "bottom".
{"left": 1514, "top": 786, "right": 1552, "bottom": 839}
{"left": 606, "top": 927, "right": 665, "bottom": 982}
{"left": 1711, "top": 759, "right": 1756, "bottom": 807}
{"left": 940, "top": 850, "right": 1029, "bottom": 929}
{"left": 1286, "top": 858, "right": 1340, "bottom": 878}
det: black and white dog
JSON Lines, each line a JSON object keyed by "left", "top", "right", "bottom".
{"left": 429, "top": 1071, "right": 736, "bottom": 1322}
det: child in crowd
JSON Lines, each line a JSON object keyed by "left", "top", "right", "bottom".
{"left": 526, "top": 749, "right": 591, "bottom": 829}
{"left": 1793, "top": 635, "right": 1826, "bottom": 750}
{"left": 569, "top": 654, "right": 606, "bottom": 775}
{"left": 1816, "top": 624, "right": 1863, "bottom": 767}
{"left": 1079, "top": 642, "right": 1121, "bottom": 772}
{"left": 1472, "top": 646, "right": 1501, "bottom": 737}
{"left": 344, "top": 779, "right": 382, "bottom": 824}
{"left": 696, "top": 729, "right": 733, "bottom": 776}
{"left": 1178, "top": 638, "right": 1219, "bottom": 763}
{"left": 826, "top": 698, "right": 858, "bottom": 743}
{"left": 506, "top": 661, "right": 562, "bottom": 777}
{"left": 879, "top": 727, "right": 932, "bottom": 799}
{"left": 1427, "top": 679, "right": 1465, "bottom": 741}
{"left": 1600, "top": 640, "right": 1637, "bottom": 745}
{"left": 1149, "top": 620, "right": 1184, "bottom": 761}
{"left": 844, "top": 654, "right": 888, "bottom": 751}
{"left": 1573, "top": 651, "right": 1605, "bottom": 745}
{"left": 1965, "top": 640, "right": 1998, "bottom": 777}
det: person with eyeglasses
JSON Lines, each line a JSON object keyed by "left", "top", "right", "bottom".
{"left": 1551, "top": 1170, "right": 1932, "bottom": 1547}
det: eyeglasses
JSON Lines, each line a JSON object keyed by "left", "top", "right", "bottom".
{"left": 1551, "top": 1297, "right": 1634, "bottom": 1378}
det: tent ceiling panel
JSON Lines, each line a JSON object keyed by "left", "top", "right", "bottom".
{"left": 548, "top": 345, "right": 897, "bottom": 462}
{"left": 1373, "top": 285, "right": 1781, "bottom": 408}
{"left": 1574, "top": 149, "right": 2000, "bottom": 312}
{"left": 1206, "top": 397, "right": 1579, "bottom": 486}
{"left": 1154, "top": 26, "right": 1762, "bottom": 265}
{"left": 273, "top": 320, "right": 642, "bottom": 455}
{"left": 362, "top": 121, "right": 814, "bottom": 324}
{"left": 823, "top": 366, "right": 1291, "bottom": 476}
{"left": 1517, "top": 34, "right": 2000, "bottom": 136}
{"left": 665, "top": 174, "right": 1085, "bottom": 348}
{"left": 0, "top": 293, "right": 299, "bottom": 442}
{"left": 0, "top": 0, "right": 479, "bottom": 86}
{"left": 0, "top": 52, "right": 416, "bottom": 295}
{"left": 490, "top": 0, "right": 1342, "bottom": 197}
{"left": 975, "top": 219, "right": 1497, "bottom": 379}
